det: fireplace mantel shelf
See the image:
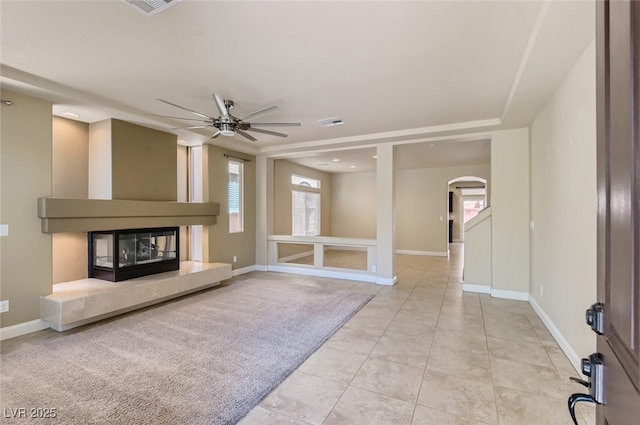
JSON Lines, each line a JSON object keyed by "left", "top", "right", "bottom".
{"left": 37, "top": 197, "right": 219, "bottom": 233}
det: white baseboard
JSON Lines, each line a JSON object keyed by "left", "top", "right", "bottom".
{"left": 396, "top": 250, "right": 448, "bottom": 257}
{"left": 463, "top": 284, "right": 529, "bottom": 301}
{"left": 232, "top": 265, "right": 256, "bottom": 276}
{"left": 254, "top": 264, "right": 268, "bottom": 272}
{"left": 462, "top": 283, "right": 491, "bottom": 294}
{"left": 490, "top": 288, "right": 529, "bottom": 301}
{"left": 0, "top": 319, "right": 49, "bottom": 341}
{"left": 267, "top": 264, "right": 377, "bottom": 284}
{"left": 529, "top": 296, "right": 582, "bottom": 375}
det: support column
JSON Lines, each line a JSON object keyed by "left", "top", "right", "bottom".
{"left": 255, "top": 155, "right": 273, "bottom": 270}
{"left": 376, "top": 144, "right": 396, "bottom": 285}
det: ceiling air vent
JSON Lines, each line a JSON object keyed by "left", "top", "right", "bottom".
{"left": 124, "top": 0, "right": 183, "bottom": 17}
{"left": 318, "top": 117, "right": 345, "bottom": 127}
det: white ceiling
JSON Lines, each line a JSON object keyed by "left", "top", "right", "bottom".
{"left": 0, "top": 0, "right": 594, "bottom": 172}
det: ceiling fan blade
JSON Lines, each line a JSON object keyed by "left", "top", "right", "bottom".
{"left": 249, "top": 122, "right": 302, "bottom": 127}
{"left": 212, "top": 93, "right": 229, "bottom": 118}
{"left": 236, "top": 130, "right": 257, "bottom": 142}
{"left": 172, "top": 126, "right": 212, "bottom": 130}
{"left": 240, "top": 105, "right": 278, "bottom": 121}
{"left": 246, "top": 127, "right": 288, "bottom": 138}
{"left": 148, "top": 114, "right": 211, "bottom": 122}
{"left": 210, "top": 130, "right": 222, "bottom": 139}
{"left": 156, "top": 99, "right": 214, "bottom": 120}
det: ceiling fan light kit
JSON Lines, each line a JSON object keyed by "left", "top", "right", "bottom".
{"left": 154, "top": 94, "right": 301, "bottom": 142}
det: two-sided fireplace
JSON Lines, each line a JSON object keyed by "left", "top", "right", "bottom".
{"left": 88, "top": 227, "right": 179, "bottom": 282}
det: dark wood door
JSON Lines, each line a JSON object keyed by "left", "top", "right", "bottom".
{"left": 596, "top": 1, "right": 640, "bottom": 423}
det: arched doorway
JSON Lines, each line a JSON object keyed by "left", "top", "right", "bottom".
{"left": 447, "top": 176, "right": 487, "bottom": 245}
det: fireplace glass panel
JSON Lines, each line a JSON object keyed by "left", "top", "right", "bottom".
{"left": 89, "top": 227, "right": 179, "bottom": 282}
{"left": 93, "top": 233, "right": 114, "bottom": 268}
{"left": 119, "top": 230, "right": 177, "bottom": 268}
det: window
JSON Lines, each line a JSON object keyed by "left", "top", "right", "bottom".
{"left": 291, "top": 175, "right": 321, "bottom": 236}
{"left": 228, "top": 160, "right": 243, "bottom": 233}
{"left": 292, "top": 174, "right": 321, "bottom": 188}
{"left": 463, "top": 198, "right": 485, "bottom": 223}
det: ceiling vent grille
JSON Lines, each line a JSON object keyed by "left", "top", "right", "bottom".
{"left": 124, "top": 0, "right": 183, "bottom": 17}
{"left": 318, "top": 117, "right": 345, "bottom": 127}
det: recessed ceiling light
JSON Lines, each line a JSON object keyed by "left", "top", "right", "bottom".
{"left": 349, "top": 165, "right": 356, "bottom": 169}
{"left": 317, "top": 163, "right": 329, "bottom": 167}
{"left": 372, "top": 155, "right": 378, "bottom": 159}
{"left": 332, "top": 158, "right": 340, "bottom": 162}
{"left": 63, "top": 112, "right": 80, "bottom": 118}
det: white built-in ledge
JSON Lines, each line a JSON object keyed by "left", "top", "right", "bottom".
{"left": 40, "top": 261, "right": 232, "bottom": 331}
{"left": 37, "top": 197, "right": 219, "bottom": 233}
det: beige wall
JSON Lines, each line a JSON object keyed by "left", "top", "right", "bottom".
{"left": 331, "top": 171, "right": 376, "bottom": 238}
{"left": 0, "top": 89, "right": 53, "bottom": 327}
{"left": 329, "top": 164, "right": 490, "bottom": 253}
{"left": 53, "top": 117, "right": 89, "bottom": 198}
{"left": 530, "top": 40, "right": 597, "bottom": 360}
{"left": 111, "top": 119, "right": 177, "bottom": 201}
{"left": 273, "top": 160, "right": 332, "bottom": 235}
{"left": 89, "top": 119, "right": 177, "bottom": 201}
{"left": 177, "top": 146, "right": 189, "bottom": 261}
{"left": 88, "top": 119, "right": 112, "bottom": 200}
{"left": 396, "top": 164, "right": 490, "bottom": 254}
{"left": 206, "top": 145, "right": 256, "bottom": 270}
{"left": 491, "top": 128, "right": 530, "bottom": 294}
{"left": 463, "top": 211, "right": 492, "bottom": 287}
{"left": 52, "top": 116, "right": 90, "bottom": 283}
{"left": 177, "top": 145, "right": 188, "bottom": 202}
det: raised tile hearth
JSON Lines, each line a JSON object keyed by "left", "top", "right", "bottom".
{"left": 41, "top": 261, "right": 232, "bottom": 331}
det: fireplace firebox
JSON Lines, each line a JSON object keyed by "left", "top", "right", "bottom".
{"left": 88, "top": 227, "right": 179, "bottom": 282}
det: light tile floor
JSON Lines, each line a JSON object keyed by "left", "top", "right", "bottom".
{"left": 1, "top": 245, "right": 596, "bottom": 425}
{"left": 238, "top": 244, "right": 595, "bottom": 425}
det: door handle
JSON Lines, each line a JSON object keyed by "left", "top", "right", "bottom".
{"left": 567, "top": 353, "right": 604, "bottom": 425}
{"left": 568, "top": 393, "right": 597, "bottom": 425}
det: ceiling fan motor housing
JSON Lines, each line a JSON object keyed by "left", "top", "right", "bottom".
{"left": 155, "top": 94, "right": 300, "bottom": 141}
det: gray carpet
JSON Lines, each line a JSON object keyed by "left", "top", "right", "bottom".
{"left": 0, "top": 277, "right": 373, "bottom": 424}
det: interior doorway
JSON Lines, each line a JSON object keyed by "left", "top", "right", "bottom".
{"left": 447, "top": 176, "right": 487, "bottom": 244}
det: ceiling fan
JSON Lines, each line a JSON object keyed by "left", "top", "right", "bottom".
{"left": 152, "top": 94, "right": 301, "bottom": 141}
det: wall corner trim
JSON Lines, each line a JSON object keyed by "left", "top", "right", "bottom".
{"left": 375, "top": 276, "right": 397, "bottom": 286}
{"left": 232, "top": 265, "right": 257, "bottom": 276}
{"left": 0, "top": 319, "right": 49, "bottom": 341}
{"left": 529, "top": 295, "right": 582, "bottom": 375}
{"left": 490, "top": 289, "right": 529, "bottom": 301}
{"left": 462, "top": 283, "right": 491, "bottom": 294}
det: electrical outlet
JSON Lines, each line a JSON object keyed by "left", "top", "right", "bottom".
{"left": 233, "top": 256, "right": 237, "bottom": 263}
{"left": 0, "top": 300, "right": 8, "bottom": 313}
{"left": 371, "top": 265, "right": 377, "bottom": 273}
{"left": 0, "top": 224, "right": 8, "bottom": 237}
